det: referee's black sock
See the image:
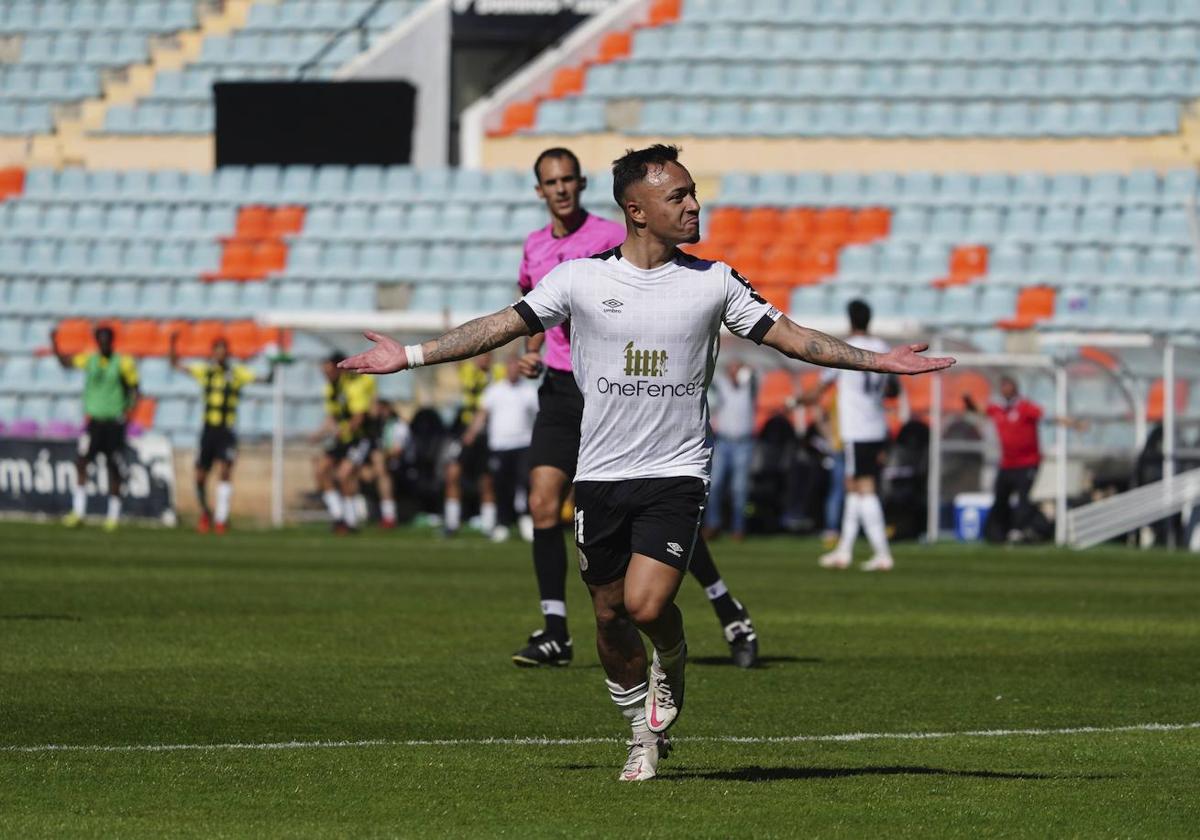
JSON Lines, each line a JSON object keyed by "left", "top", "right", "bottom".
{"left": 689, "top": 536, "right": 743, "bottom": 626}
{"left": 533, "top": 526, "right": 569, "bottom": 639}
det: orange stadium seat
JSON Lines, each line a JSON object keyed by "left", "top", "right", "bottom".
{"left": 130, "top": 397, "right": 157, "bottom": 429}
{"left": 206, "top": 238, "right": 257, "bottom": 281}
{"left": 498, "top": 100, "right": 537, "bottom": 135}
{"left": 0, "top": 166, "right": 25, "bottom": 200}
{"left": 813, "top": 208, "right": 853, "bottom": 246}
{"left": 175, "top": 321, "right": 225, "bottom": 358}
{"left": 998, "top": 286, "right": 1056, "bottom": 329}
{"left": 946, "top": 245, "right": 989, "bottom": 284}
{"left": 850, "top": 207, "right": 890, "bottom": 242}
{"left": 706, "top": 207, "right": 743, "bottom": 242}
{"left": 648, "top": 0, "right": 682, "bottom": 26}
{"left": 252, "top": 238, "right": 288, "bottom": 275}
{"left": 550, "top": 66, "right": 586, "bottom": 99}
{"left": 762, "top": 246, "right": 801, "bottom": 286}
{"left": 780, "top": 207, "right": 816, "bottom": 242}
{"left": 54, "top": 318, "right": 96, "bottom": 355}
{"left": 224, "top": 321, "right": 265, "bottom": 358}
{"left": 268, "top": 206, "right": 307, "bottom": 236}
{"left": 235, "top": 205, "right": 273, "bottom": 239}
{"left": 596, "top": 31, "right": 631, "bottom": 63}
{"left": 796, "top": 245, "right": 838, "bottom": 284}
{"left": 1147, "top": 379, "right": 1190, "bottom": 422}
{"left": 117, "top": 319, "right": 169, "bottom": 357}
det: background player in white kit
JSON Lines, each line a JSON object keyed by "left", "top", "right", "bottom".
{"left": 461, "top": 357, "right": 539, "bottom": 542}
{"left": 338, "top": 146, "right": 954, "bottom": 781}
{"left": 804, "top": 299, "right": 899, "bottom": 571}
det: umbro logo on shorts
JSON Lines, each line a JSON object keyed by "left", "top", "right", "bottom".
{"left": 666, "top": 542, "right": 683, "bottom": 558}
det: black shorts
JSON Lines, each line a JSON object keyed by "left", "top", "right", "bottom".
{"left": 846, "top": 439, "right": 887, "bottom": 480}
{"left": 326, "top": 438, "right": 373, "bottom": 467}
{"left": 573, "top": 477, "right": 708, "bottom": 586}
{"left": 196, "top": 426, "right": 238, "bottom": 469}
{"left": 529, "top": 368, "right": 583, "bottom": 478}
{"left": 78, "top": 419, "right": 126, "bottom": 463}
{"left": 446, "top": 434, "right": 490, "bottom": 477}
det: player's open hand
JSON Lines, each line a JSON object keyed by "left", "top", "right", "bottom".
{"left": 338, "top": 331, "right": 410, "bottom": 374}
{"left": 879, "top": 343, "right": 956, "bottom": 375}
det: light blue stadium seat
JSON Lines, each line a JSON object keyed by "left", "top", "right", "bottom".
{"left": 238, "top": 282, "right": 270, "bottom": 312}
{"left": 1162, "top": 169, "right": 1198, "bottom": 201}
{"left": 1078, "top": 206, "right": 1117, "bottom": 241}
{"left": 408, "top": 284, "right": 444, "bottom": 312}
{"left": 1155, "top": 208, "right": 1190, "bottom": 243}
{"left": 1064, "top": 246, "right": 1104, "bottom": 280}
{"left": 1131, "top": 288, "right": 1174, "bottom": 329}
{"left": 1053, "top": 285, "right": 1096, "bottom": 328}
{"left": 139, "top": 281, "right": 172, "bottom": 316}
{"left": 890, "top": 207, "right": 927, "bottom": 240}
{"left": 929, "top": 207, "right": 967, "bottom": 242}
{"left": 271, "top": 282, "right": 309, "bottom": 310}
{"left": 1142, "top": 245, "right": 1180, "bottom": 281}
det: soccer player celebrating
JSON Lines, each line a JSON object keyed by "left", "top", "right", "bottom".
{"left": 169, "top": 333, "right": 275, "bottom": 534}
{"left": 511, "top": 146, "right": 761, "bottom": 670}
{"left": 804, "top": 299, "right": 900, "bottom": 571}
{"left": 312, "top": 352, "right": 376, "bottom": 534}
{"left": 339, "top": 145, "right": 953, "bottom": 780}
{"left": 52, "top": 324, "right": 140, "bottom": 531}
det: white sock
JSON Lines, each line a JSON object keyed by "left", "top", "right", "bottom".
{"left": 323, "top": 490, "right": 343, "bottom": 520}
{"left": 381, "top": 499, "right": 396, "bottom": 521}
{"left": 480, "top": 501, "right": 497, "bottom": 532}
{"left": 354, "top": 494, "right": 367, "bottom": 521}
{"left": 342, "top": 495, "right": 358, "bottom": 528}
{"left": 607, "top": 679, "right": 649, "bottom": 733}
{"left": 835, "top": 493, "right": 863, "bottom": 555}
{"left": 859, "top": 493, "right": 891, "bottom": 558}
{"left": 72, "top": 486, "right": 86, "bottom": 517}
{"left": 215, "top": 481, "right": 232, "bottom": 525}
{"left": 540, "top": 599, "right": 567, "bottom": 618}
{"left": 444, "top": 498, "right": 461, "bottom": 531}
{"left": 704, "top": 579, "right": 728, "bottom": 601}
{"left": 106, "top": 496, "right": 121, "bottom": 524}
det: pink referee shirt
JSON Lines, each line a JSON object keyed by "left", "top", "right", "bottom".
{"left": 518, "top": 211, "right": 625, "bottom": 373}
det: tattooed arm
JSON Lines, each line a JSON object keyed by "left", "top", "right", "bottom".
{"left": 760, "top": 316, "right": 956, "bottom": 375}
{"left": 338, "top": 307, "right": 531, "bottom": 375}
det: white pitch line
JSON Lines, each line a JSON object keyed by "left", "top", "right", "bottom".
{"left": 3, "top": 721, "right": 1199, "bottom": 755}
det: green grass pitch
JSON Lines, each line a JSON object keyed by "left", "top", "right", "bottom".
{"left": 1, "top": 522, "right": 1198, "bottom": 838}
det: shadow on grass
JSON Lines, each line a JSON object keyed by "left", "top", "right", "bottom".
{"left": 561, "top": 764, "right": 1114, "bottom": 782}
{"left": 0, "top": 614, "right": 82, "bottom": 622}
{"left": 660, "top": 765, "right": 1115, "bottom": 782}
{"left": 580, "top": 655, "right": 818, "bottom": 671}
{"left": 690, "top": 655, "right": 820, "bottom": 668}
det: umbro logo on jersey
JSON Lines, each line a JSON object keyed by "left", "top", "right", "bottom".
{"left": 623, "top": 341, "right": 668, "bottom": 377}
{"left": 666, "top": 542, "right": 683, "bottom": 558}
{"left": 602, "top": 298, "right": 624, "bottom": 314}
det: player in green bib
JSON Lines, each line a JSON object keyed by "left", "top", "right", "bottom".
{"left": 52, "top": 324, "right": 140, "bottom": 531}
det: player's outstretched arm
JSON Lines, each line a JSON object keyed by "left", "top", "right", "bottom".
{"left": 339, "top": 307, "right": 532, "bottom": 375}
{"left": 761, "top": 316, "right": 956, "bottom": 375}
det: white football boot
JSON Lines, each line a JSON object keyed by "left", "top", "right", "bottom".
{"left": 645, "top": 643, "right": 686, "bottom": 734}
{"left": 618, "top": 732, "right": 671, "bottom": 782}
{"left": 861, "top": 554, "right": 895, "bottom": 572}
{"left": 819, "top": 549, "right": 852, "bottom": 569}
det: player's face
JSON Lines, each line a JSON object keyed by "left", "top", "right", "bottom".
{"left": 322, "top": 361, "right": 339, "bottom": 382}
{"left": 1000, "top": 378, "right": 1018, "bottom": 400}
{"left": 535, "top": 156, "right": 585, "bottom": 221}
{"left": 627, "top": 161, "right": 701, "bottom": 245}
{"left": 95, "top": 330, "right": 114, "bottom": 356}
{"left": 212, "top": 341, "right": 229, "bottom": 364}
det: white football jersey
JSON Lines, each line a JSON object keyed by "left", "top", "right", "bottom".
{"left": 821, "top": 333, "right": 892, "bottom": 443}
{"left": 515, "top": 247, "right": 780, "bottom": 482}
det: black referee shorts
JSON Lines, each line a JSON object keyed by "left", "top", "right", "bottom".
{"left": 573, "top": 477, "right": 708, "bottom": 586}
{"left": 78, "top": 419, "right": 126, "bottom": 465}
{"left": 529, "top": 368, "right": 584, "bottom": 479}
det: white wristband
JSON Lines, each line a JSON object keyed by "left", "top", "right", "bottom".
{"left": 404, "top": 344, "right": 425, "bottom": 368}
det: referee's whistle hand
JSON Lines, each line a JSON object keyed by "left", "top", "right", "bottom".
{"left": 880, "top": 343, "right": 957, "bottom": 375}
{"left": 339, "top": 332, "right": 409, "bottom": 375}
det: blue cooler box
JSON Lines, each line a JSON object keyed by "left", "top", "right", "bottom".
{"left": 954, "top": 492, "right": 994, "bottom": 542}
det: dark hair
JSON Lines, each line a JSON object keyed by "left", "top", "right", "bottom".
{"left": 611, "top": 143, "right": 681, "bottom": 206}
{"left": 847, "top": 299, "right": 872, "bottom": 331}
{"left": 533, "top": 147, "right": 581, "bottom": 183}
{"left": 325, "top": 351, "right": 345, "bottom": 366}
{"left": 94, "top": 325, "right": 114, "bottom": 342}
{"left": 212, "top": 337, "right": 228, "bottom": 351}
